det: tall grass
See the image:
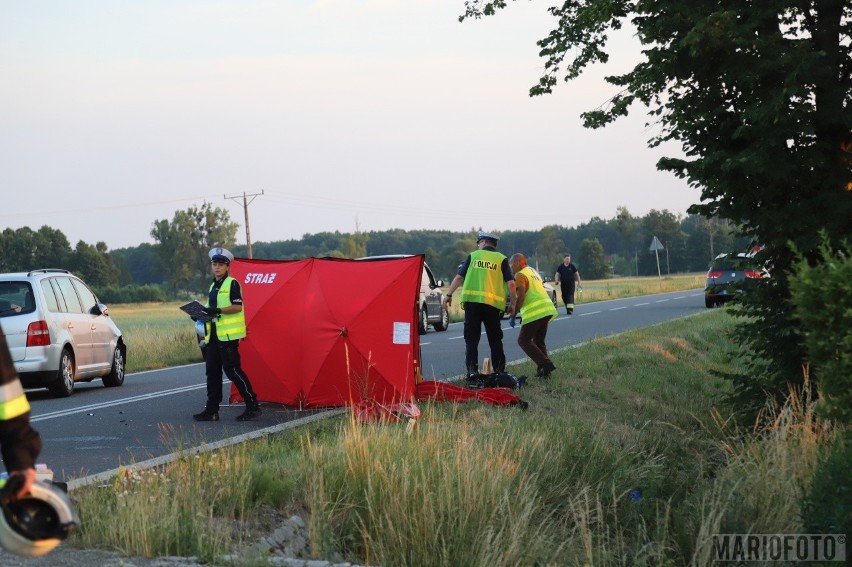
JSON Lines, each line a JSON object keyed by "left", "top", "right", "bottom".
{"left": 70, "top": 309, "right": 840, "bottom": 565}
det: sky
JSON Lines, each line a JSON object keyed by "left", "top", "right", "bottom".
{"left": 1, "top": 1, "right": 701, "bottom": 251}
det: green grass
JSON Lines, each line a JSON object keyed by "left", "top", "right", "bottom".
{"left": 109, "top": 302, "right": 204, "bottom": 372}
{"left": 67, "top": 309, "right": 839, "bottom": 565}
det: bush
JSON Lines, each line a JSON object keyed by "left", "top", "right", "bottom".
{"left": 97, "top": 284, "right": 166, "bottom": 304}
{"left": 790, "top": 237, "right": 852, "bottom": 425}
{"left": 802, "top": 430, "right": 852, "bottom": 537}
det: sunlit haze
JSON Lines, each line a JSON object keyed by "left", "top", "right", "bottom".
{"left": 1, "top": 1, "right": 700, "bottom": 250}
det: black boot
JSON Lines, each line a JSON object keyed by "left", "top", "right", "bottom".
{"left": 193, "top": 409, "right": 219, "bottom": 421}
{"left": 236, "top": 405, "right": 262, "bottom": 421}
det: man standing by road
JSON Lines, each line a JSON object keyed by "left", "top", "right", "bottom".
{"left": 193, "top": 247, "right": 262, "bottom": 422}
{"left": 509, "top": 253, "right": 558, "bottom": 377}
{"left": 554, "top": 254, "right": 581, "bottom": 315}
{"left": 445, "top": 233, "right": 516, "bottom": 376}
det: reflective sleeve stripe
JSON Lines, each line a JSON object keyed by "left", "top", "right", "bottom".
{"left": 0, "top": 381, "right": 30, "bottom": 420}
{"left": 0, "top": 394, "right": 31, "bottom": 420}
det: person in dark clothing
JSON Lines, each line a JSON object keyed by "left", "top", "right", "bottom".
{"left": 554, "top": 254, "right": 581, "bottom": 315}
{"left": 0, "top": 328, "right": 42, "bottom": 500}
{"left": 193, "top": 247, "right": 261, "bottom": 422}
{"left": 444, "top": 233, "right": 516, "bottom": 376}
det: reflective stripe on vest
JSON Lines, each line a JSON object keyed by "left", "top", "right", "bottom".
{"left": 518, "top": 266, "right": 558, "bottom": 324}
{"left": 460, "top": 249, "right": 508, "bottom": 310}
{"left": 205, "top": 277, "right": 247, "bottom": 341}
{"left": 0, "top": 381, "right": 30, "bottom": 420}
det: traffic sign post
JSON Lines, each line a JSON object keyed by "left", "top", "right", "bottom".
{"left": 649, "top": 236, "right": 664, "bottom": 280}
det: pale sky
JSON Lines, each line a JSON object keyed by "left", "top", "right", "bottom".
{"left": 1, "top": 0, "right": 700, "bottom": 251}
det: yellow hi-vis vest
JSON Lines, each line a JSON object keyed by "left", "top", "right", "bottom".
{"left": 205, "top": 276, "right": 247, "bottom": 341}
{"left": 517, "top": 266, "right": 558, "bottom": 324}
{"left": 460, "top": 249, "right": 508, "bottom": 311}
{"left": 0, "top": 380, "right": 30, "bottom": 420}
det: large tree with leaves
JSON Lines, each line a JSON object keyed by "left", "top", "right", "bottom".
{"left": 151, "top": 202, "right": 239, "bottom": 296}
{"left": 461, "top": 0, "right": 851, "bottom": 414}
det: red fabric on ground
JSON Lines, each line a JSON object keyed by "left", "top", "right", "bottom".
{"left": 415, "top": 380, "right": 523, "bottom": 407}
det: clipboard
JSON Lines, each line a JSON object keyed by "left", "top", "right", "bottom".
{"left": 179, "top": 300, "right": 213, "bottom": 322}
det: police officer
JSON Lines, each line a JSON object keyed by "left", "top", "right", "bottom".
{"left": 193, "top": 247, "right": 261, "bottom": 422}
{"left": 0, "top": 327, "right": 42, "bottom": 499}
{"left": 445, "top": 233, "right": 516, "bottom": 376}
{"left": 509, "top": 253, "right": 558, "bottom": 377}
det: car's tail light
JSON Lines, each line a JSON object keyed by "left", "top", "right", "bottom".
{"left": 706, "top": 270, "right": 723, "bottom": 279}
{"left": 26, "top": 321, "right": 51, "bottom": 347}
{"left": 744, "top": 270, "right": 763, "bottom": 278}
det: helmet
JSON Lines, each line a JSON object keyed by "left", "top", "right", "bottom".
{"left": 476, "top": 232, "right": 499, "bottom": 244}
{"left": 0, "top": 480, "right": 79, "bottom": 557}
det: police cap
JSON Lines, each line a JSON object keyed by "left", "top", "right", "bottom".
{"left": 476, "top": 232, "right": 499, "bottom": 244}
{"left": 209, "top": 247, "right": 234, "bottom": 264}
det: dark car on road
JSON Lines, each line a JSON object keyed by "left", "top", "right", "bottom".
{"left": 704, "top": 252, "right": 768, "bottom": 308}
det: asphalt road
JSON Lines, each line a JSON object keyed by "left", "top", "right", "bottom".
{"left": 27, "top": 288, "right": 705, "bottom": 486}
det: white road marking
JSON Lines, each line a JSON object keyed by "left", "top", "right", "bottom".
{"left": 31, "top": 383, "right": 214, "bottom": 421}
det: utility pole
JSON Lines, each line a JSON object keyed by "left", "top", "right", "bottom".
{"left": 224, "top": 189, "right": 264, "bottom": 258}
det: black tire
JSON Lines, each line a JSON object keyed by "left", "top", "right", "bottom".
{"left": 434, "top": 305, "right": 449, "bottom": 332}
{"left": 418, "top": 307, "right": 428, "bottom": 335}
{"left": 103, "top": 345, "right": 126, "bottom": 387}
{"left": 49, "top": 348, "right": 75, "bottom": 397}
{"left": 705, "top": 296, "right": 715, "bottom": 308}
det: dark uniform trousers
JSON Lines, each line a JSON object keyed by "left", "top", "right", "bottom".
{"left": 204, "top": 335, "right": 258, "bottom": 412}
{"left": 463, "top": 301, "right": 506, "bottom": 374}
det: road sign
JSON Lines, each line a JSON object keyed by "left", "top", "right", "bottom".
{"left": 649, "top": 236, "right": 665, "bottom": 251}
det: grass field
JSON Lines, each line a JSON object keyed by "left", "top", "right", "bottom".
{"left": 67, "top": 308, "right": 835, "bottom": 565}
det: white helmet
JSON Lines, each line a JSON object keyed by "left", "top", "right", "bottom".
{"left": 0, "top": 479, "right": 79, "bottom": 557}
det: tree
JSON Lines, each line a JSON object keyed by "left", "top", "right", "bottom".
{"left": 71, "top": 241, "right": 120, "bottom": 289}
{"left": 339, "top": 222, "right": 369, "bottom": 259}
{"left": 578, "top": 238, "right": 609, "bottom": 279}
{"left": 151, "top": 202, "right": 239, "bottom": 296}
{"left": 536, "top": 225, "right": 565, "bottom": 273}
{"left": 461, "top": 0, "right": 852, "bottom": 412}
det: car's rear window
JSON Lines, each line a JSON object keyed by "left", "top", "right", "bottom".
{"left": 0, "top": 281, "right": 36, "bottom": 317}
{"left": 711, "top": 256, "right": 756, "bottom": 271}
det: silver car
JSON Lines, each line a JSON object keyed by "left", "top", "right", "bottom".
{"left": 0, "top": 269, "right": 126, "bottom": 397}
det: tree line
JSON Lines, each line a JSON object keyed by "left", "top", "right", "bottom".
{"left": 117, "top": 204, "right": 750, "bottom": 292}
{"left": 1, "top": 203, "right": 748, "bottom": 302}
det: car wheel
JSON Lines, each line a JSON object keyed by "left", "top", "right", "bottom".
{"left": 705, "top": 296, "right": 715, "bottom": 308}
{"left": 49, "top": 348, "right": 75, "bottom": 397}
{"left": 103, "top": 345, "right": 125, "bottom": 387}
{"left": 418, "top": 307, "right": 428, "bottom": 335}
{"left": 434, "top": 305, "right": 449, "bottom": 332}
